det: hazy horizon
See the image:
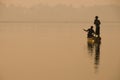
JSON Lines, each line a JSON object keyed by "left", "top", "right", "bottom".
{"left": 0, "top": 0, "right": 120, "bottom": 8}
{"left": 0, "top": 3, "right": 120, "bottom": 22}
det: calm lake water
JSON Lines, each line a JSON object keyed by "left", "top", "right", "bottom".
{"left": 0, "top": 22, "right": 120, "bottom": 80}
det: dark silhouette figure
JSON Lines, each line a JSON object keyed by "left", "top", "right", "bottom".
{"left": 83, "top": 26, "right": 95, "bottom": 38}
{"left": 94, "top": 16, "right": 101, "bottom": 37}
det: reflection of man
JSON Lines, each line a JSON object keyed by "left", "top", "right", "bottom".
{"left": 94, "top": 16, "right": 101, "bottom": 37}
{"left": 94, "top": 42, "right": 101, "bottom": 72}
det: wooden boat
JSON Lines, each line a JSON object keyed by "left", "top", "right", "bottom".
{"left": 87, "top": 36, "right": 101, "bottom": 43}
{"left": 87, "top": 37, "right": 94, "bottom": 43}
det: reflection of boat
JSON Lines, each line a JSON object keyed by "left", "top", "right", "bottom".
{"left": 87, "top": 36, "right": 101, "bottom": 73}
{"left": 87, "top": 39, "right": 94, "bottom": 54}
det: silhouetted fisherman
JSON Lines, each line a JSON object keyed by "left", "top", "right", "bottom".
{"left": 83, "top": 26, "right": 95, "bottom": 38}
{"left": 94, "top": 16, "right": 101, "bottom": 37}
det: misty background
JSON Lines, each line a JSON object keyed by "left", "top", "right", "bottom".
{"left": 0, "top": 1, "right": 120, "bottom": 80}
{"left": 0, "top": 2, "right": 120, "bottom": 22}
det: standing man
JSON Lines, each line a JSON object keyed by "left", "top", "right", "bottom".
{"left": 94, "top": 16, "right": 101, "bottom": 37}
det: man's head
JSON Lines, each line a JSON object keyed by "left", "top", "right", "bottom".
{"left": 95, "top": 16, "right": 98, "bottom": 19}
{"left": 91, "top": 26, "right": 93, "bottom": 29}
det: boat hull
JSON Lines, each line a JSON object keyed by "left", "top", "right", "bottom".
{"left": 87, "top": 37, "right": 101, "bottom": 43}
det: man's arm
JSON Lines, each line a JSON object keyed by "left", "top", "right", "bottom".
{"left": 83, "top": 29, "right": 88, "bottom": 32}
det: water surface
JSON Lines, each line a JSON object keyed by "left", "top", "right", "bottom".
{"left": 0, "top": 22, "right": 120, "bottom": 80}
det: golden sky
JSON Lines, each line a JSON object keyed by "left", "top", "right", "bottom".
{"left": 0, "top": 0, "right": 120, "bottom": 7}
